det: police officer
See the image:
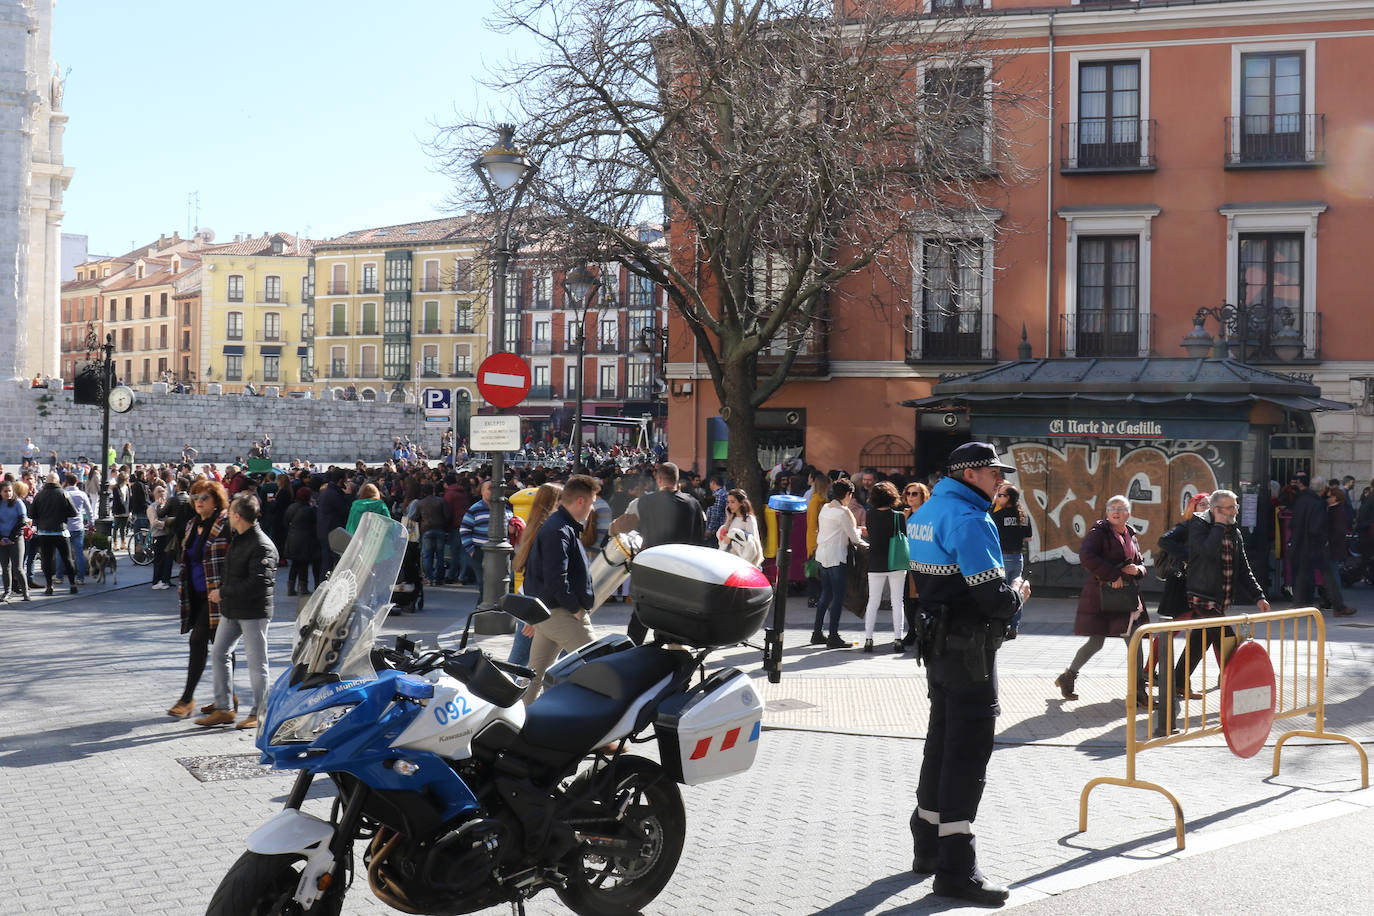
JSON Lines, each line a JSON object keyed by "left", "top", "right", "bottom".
{"left": 908, "top": 442, "right": 1030, "bottom": 906}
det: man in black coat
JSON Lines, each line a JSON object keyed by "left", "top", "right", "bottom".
{"left": 628, "top": 462, "right": 705, "bottom": 643}
{"left": 316, "top": 469, "right": 353, "bottom": 576}
{"left": 1289, "top": 474, "right": 1351, "bottom": 614}
{"left": 30, "top": 473, "right": 80, "bottom": 595}
{"left": 523, "top": 475, "right": 601, "bottom": 704}
{"left": 196, "top": 494, "right": 278, "bottom": 731}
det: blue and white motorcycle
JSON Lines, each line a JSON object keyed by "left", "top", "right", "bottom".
{"left": 207, "top": 514, "right": 771, "bottom": 916}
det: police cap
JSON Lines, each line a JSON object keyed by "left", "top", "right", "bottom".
{"left": 946, "top": 441, "right": 1016, "bottom": 474}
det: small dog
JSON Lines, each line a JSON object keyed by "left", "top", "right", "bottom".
{"left": 86, "top": 547, "right": 117, "bottom": 585}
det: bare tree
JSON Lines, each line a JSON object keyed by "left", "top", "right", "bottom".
{"left": 432, "top": 0, "right": 1031, "bottom": 499}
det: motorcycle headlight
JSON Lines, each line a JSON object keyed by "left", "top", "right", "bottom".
{"left": 270, "top": 704, "right": 358, "bottom": 745}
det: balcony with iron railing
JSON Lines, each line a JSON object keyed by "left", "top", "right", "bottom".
{"left": 1058, "top": 310, "right": 1154, "bottom": 358}
{"left": 358, "top": 283, "right": 379, "bottom": 294}
{"left": 327, "top": 281, "right": 349, "bottom": 295}
{"left": 626, "top": 289, "right": 659, "bottom": 309}
{"left": 906, "top": 311, "right": 997, "bottom": 363}
{"left": 1060, "top": 119, "right": 1156, "bottom": 173}
{"left": 451, "top": 318, "right": 475, "bottom": 334}
{"left": 316, "top": 323, "right": 349, "bottom": 337}
{"left": 357, "top": 364, "right": 379, "bottom": 379}
{"left": 626, "top": 384, "right": 656, "bottom": 402}
{"left": 595, "top": 382, "right": 626, "bottom": 400}
{"left": 419, "top": 363, "right": 443, "bottom": 378}
{"left": 529, "top": 384, "right": 554, "bottom": 399}
{"left": 255, "top": 331, "right": 289, "bottom": 343}
{"left": 596, "top": 333, "right": 624, "bottom": 353}
{"left": 260, "top": 290, "right": 286, "bottom": 304}
{"left": 449, "top": 362, "right": 474, "bottom": 378}
{"left": 1225, "top": 114, "right": 1325, "bottom": 168}
{"left": 417, "top": 321, "right": 443, "bottom": 335}
{"left": 329, "top": 361, "right": 349, "bottom": 379}
{"left": 530, "top": 340, "right": 553, "bottom": 355}
{"left": 554, "top": 338, "right": 580, "bottom": 355}
{"left": 417, "top": 280, "right": 442, "bottom": 293}
{"left": 226, "top": 327, "right": 244, "bottom": 341}
{"left": 355, "top": 321, "right": 378, "bottom": 335}
{"left": 1206, "top": 310, "right": 1323, "bottom": 364}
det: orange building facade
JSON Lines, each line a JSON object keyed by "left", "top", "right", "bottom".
{"left": 665, "top": 0, "right": 1374, "bottom": 485}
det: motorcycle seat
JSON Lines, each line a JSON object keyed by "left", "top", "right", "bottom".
{"left": 521, "top": 647, "right": 682, "bottom": 754}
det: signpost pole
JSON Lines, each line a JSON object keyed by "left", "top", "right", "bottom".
{"left": 478, "top": 246, "right": 513, "bottom": 615}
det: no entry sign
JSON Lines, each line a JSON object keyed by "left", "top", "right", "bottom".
{"left": 477, "top": 351, "right": 531, "bottom": 408}
{"left": 1220, "top": 639, "right": 1276, "bottom": 758}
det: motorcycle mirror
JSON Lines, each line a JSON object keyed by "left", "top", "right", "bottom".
{"left": 328, "top": 526, "right": 352, "bottom": 555}
{"left": 499, "top": 593, "right": 552, "bottom": 625}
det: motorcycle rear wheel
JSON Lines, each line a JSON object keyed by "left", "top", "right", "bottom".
{"left": 557, "top": 756, "right": 686, "bottom": 916}
{"left": 205, "top": 851, "right": 341, "bottom": 916}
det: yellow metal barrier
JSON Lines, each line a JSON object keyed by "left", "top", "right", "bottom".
{"left": 1078, "top": 606, "right": 1368, "bottom": 850}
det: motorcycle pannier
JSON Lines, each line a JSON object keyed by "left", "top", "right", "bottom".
{"left": 655, "top": 667, "right": 763, "bottom": 785}
{"left": 630, "top": 545, "right": 772, "bottom": 647}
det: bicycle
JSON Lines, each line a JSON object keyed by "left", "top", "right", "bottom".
{"left": 127, "top": 527, "right": 155, "bottom": 566}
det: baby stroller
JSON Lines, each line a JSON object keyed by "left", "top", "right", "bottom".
{"left": 391, "top": 516, "right": 425, "bottom": 614}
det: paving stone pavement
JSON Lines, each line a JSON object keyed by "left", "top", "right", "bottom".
{"left": 1, "top": 564, "right": 1370, "bottom": 915}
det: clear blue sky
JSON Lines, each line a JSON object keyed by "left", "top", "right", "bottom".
{"left": 53, "top": 0, "right": 532, "bottom": 256}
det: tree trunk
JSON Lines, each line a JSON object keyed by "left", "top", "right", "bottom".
{"left": 720, "top": 359, "right": 766, "bottom": 511}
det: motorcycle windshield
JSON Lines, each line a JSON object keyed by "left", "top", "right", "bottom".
{"left": 291, "top": 512, "right": 407, "bottom": 681}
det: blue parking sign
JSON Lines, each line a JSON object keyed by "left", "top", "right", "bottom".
{"left": 423, "top": 387, "right": 451, "bottom": 410}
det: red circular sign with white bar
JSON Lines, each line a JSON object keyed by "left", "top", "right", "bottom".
{"left": 1219, "top": 639, "right": 1276, "bottom": 758}
{"left": 476, "top": 351, "right": 531, "bottom": 408}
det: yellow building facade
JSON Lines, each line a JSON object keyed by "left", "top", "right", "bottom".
{"left": 199, "top": 233, "right": 315, "bottom": 395}
{"left": 309, "top": 216, "right": 489, "bottom": 405}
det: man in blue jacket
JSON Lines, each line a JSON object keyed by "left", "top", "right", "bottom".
{"left": 908, "top": 442, "right": 1031, "bottom": 906}
{"left": 522, "top": 474, "right": 601, "bottom": 704}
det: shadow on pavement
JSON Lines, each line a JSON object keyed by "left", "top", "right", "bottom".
{"left": 808, "top": 869, "right": 981, "bottom": 915}
{"left": 0, "top": 715, "right": 189, "bottom": 767}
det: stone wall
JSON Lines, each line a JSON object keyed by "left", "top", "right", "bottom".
{"left": 1, "top": 381, "right": 444, "bottom": 465}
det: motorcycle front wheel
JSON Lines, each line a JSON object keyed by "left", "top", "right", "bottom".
{"left": 557, "top": 756, "right": 686, "bottom": 916}
{"left": 205, "top": 851, "right": 342, "bottom": 916}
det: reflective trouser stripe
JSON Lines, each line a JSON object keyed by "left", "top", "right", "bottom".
{"left": 916, "top": 808, "right": 939, "bottom": 825}
{"left": 938, "top": 820, "right": 973, "bottom": 836}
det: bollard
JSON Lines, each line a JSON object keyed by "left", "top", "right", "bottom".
{"left": 763, "top": 494, "right": 807, "bottom": 684}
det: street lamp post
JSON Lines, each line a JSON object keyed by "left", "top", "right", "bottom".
{"left": 562, "top": 264, "right": 601, "bottom": 474}
{"left": 636, "top": 325, "right": 669, "bottom": 445}
{"left": 473, "top": 124, "right": 536, "bottom": 614}
{"left": 1180, "top": 302, "right": 1305, "bottom": 363}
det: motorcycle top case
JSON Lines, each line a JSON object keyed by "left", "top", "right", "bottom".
{"left": 630, "top": 544, "right": 772, "bottom": 647}
{"left": 655, "top": 667, "right": 763, "bottom": 785}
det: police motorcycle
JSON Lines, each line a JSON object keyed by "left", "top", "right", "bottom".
{"left": 206, "top": 513, "right": 771, "bottom": 916}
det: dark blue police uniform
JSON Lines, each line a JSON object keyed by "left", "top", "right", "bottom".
{"left": 908, "top": 445, "right": 1023, "bottom": 905}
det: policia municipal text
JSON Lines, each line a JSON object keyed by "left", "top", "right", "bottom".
{"left": 908, "top": 442, "right": 1031, "bottom": 906}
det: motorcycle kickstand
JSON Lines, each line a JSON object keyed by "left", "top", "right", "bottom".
{"left": 510, "top": 900, "right": 527, "bottom": 916}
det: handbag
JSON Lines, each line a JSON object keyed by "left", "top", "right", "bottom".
{"left": 887, "top": 509, "right": 910, "bottom": 569}
{"left": 1098, "top": 579, "right": 1139, "bottom": 615}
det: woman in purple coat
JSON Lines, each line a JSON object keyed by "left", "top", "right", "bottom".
{"left": 1054, "top": 495, "right": 1150, "bottom": 704}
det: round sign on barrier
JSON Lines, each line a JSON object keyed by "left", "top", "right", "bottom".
{"left": 1219, "top": 639, "right": 1276, "bottom": 758}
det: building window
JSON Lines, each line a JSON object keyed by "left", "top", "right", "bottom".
{"left": 301, "top": 275, "right": 311, "bottom": 301}
{"left": 263, "top": 354, "right": 280, "bottom": 383}
{"left": 228, "top": 275, "right": 245, "bottom": 302}
{"left": 454, "top": 300, "right": 473, "bottom": 333}
{"left": 121, "top": 329, "right": 133, "bottom": 351}
{"left": 421, "top": 344, "right": 440, "bottom": 377}
{"left": 1240, "top": 52, "right": 1305, "bottom": 162}
{"left": 917, "top": 239, "right": 986, "bottom": 361}
{"left": 1076, "top": 237, "right": 1140, "bottom": 358}
{"left": 596, "top": 263, "right": 620, "bottom": 307}
{"left": 421, "top": 301, "right": 440, "bottom": 334}
{"left": 453, "top": 345, "right": 471, "bottom": 377}
{"left": 627, "top": 361, "right": 652, "bottom": 400}
{"left": 361, "top": 302, "right": 378, "bottom": 335}
{"left": 566, "top": 318, "right": 582, "bottom": 350}
{"left": 299, "top": 355, "right": 310, "bottom": 381}
{"left": 182, "top": 330, "right": 190, "bottom": 349}
{"left": 1058, "top": 204, "right": 1159, "bottom": 358}
{"left": 109, "top": 301, "right": 116, "bottom": 322}
{"left": 265, "top": 275, "right": 282, "bottom": 303}
{"left": 1076, "top": 61, "right": 1141, "bottom": 168}
{"left": 360, "top": 345, "right": 377, "bottom": 377}
{"left": 384, "top": 298, "right": 411, "bottom": 335}
{"left": 264, "top": 312, "right": 281, "bottom": 342}
{"left": 627, "top": 274, "right": 656, "bottom": 309}
{"left": 566, "top": 363, "right": 579, "bottom": 395}
{"left": 331, "top": 263, "right": 347, "bottom": 295}
{"left": 383, "top": 341, "right": 410, "bottom": 380}
{"left": 929, "top": 0, "right": 983, "bottom": 10}
{"left": 330, "top": 346, "right": 347, "bottom": 378}
{"left": 142, "top": 358, "right": 150, "bottom": 384}
{"left": 226, "top": 355, "right": 243, "bottom": 381}
{"left": 454, "top": 258, "right": 473, "bottom": 290}
{"left": 421, "top": 260, "right": 440, "bottom": 293}
{"left": 301, "top": 314, "right": 310, "bottom": 338}
{"left": 503, "top": 314, "right": 520, "bottom": 352}
{"left": 159, "top": 292, "right": 168, "bottom": 316}
{"left": 532, "top": 364, "right": 551, "bottom": 397}
{"left": 159, "top": 326, "right": 168, "bottom": 349}
{"left": 534, "top": 271, "right": 551, "bottom": 309}
{"left": 227, "top": 312, "right": 243, "bottom": 341}
{"left": 598, "top": 316, "right": 619, "bottom": 351}
{"left": 598, "top": 363, "right": 618, "bottom": 398}
{"left": 182, "top": 302, "right": 191, "bottom": 324}
{"left": 532, "top": 319, "right": 551, "bottom": 354}
{"left": 331, "top": 303, "right": 347, "bottom": 335}
{"left": 361, "top": 263, "right": 377, "bottom": 294}
{"left": 923, "top": 65, "right": 988, "bottom": 166}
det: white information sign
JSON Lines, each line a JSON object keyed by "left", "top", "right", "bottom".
{"left": 469, "top": 415, "right": 521, "bottom": 451}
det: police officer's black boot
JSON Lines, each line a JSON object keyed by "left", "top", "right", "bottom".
{"left": 932, "top": 835, "right": 1010, "bottom": 906}
{"left": 909, "top": 809, "right": 937, "bottom": 875}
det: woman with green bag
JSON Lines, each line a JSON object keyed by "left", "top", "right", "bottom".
{"left": 862, "top": 481, "right": 908, "bottom": 653}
